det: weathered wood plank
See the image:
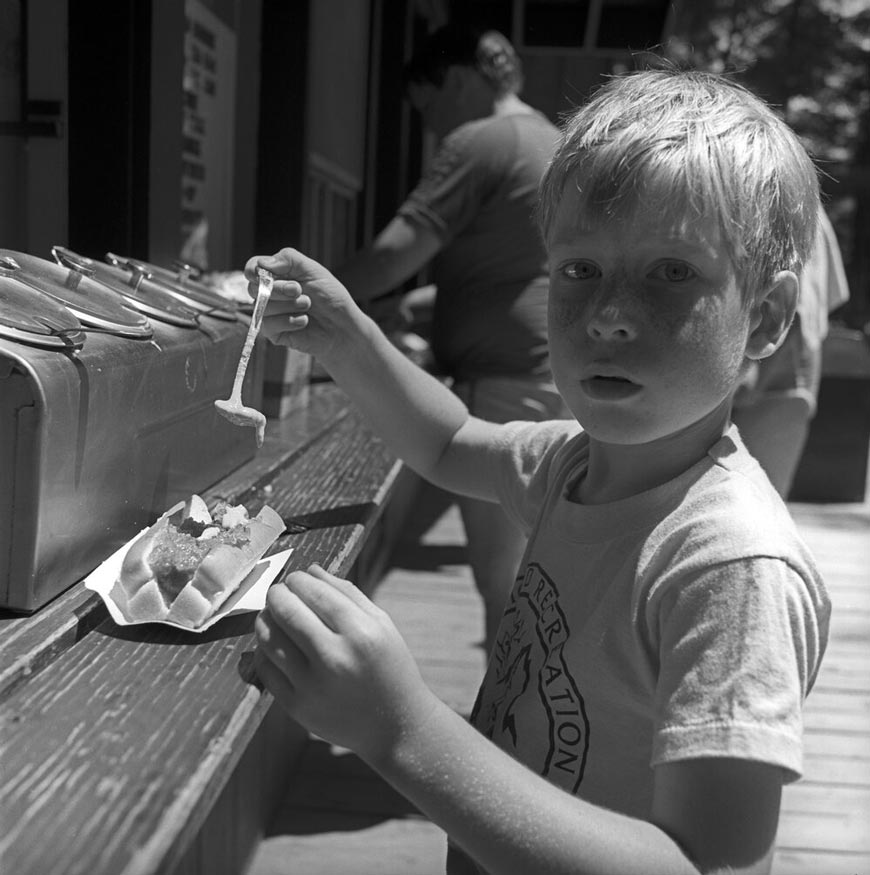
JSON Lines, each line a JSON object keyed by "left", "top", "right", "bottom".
{"left": 802, "top": 729, "right": 870, "bottom": 760}
{"left": 801, "top": 753, "right": 870, "bottom": 786}
{"left": 775, "top": 805, "right": 870, "bottom": 853}
{"left": 773, "top": 848, "right": 870, "bottom": 875}
{"left": 816, "top": 666, "right": 870, "bottom": 695}
{"left": 806, "top": 689, "right": 870, "bottom": 711}
{"left": 256, "top": 812, "right": 447, "bottom": 875}
{"left": 780, "top": 782, "right": 870, "bottom": 816}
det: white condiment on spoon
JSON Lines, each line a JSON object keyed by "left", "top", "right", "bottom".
{"left": 214, "top": 267, "right": 273, "bottom": 447}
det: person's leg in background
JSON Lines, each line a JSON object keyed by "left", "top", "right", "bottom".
{"left": 731, "top": 393, "right": 814, "bottom": 496}
{"left": 453, "top": 377, "right": 569, "bottom": 655}
{"left": 455, "top": 491, "right": 527, "bottom": 655}
{"left": 732, "top": 322, "right": 822, "bottom": 498}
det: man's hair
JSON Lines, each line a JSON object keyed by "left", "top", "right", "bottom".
{"left": 404, "top": 25, "right": 523, "bottom": 96}
{"left": 537, "top": 69, "right": 820, "bottom": 298}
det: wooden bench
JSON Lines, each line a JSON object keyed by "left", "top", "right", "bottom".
{"left": 0, "top": 382, "right": 421, "bottom": 875}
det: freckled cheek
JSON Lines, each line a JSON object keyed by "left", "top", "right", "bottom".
{"left": 667, "top": 316, "right": 747, "bottom": 391}
{"left": 651, "top": 293, "right": 736, "bottom": 345}
{"left": 548, "top": 294, "right": 586, "bottom": 331}
{"left": 640, "top": 293, "right": 698, "bottom": 334}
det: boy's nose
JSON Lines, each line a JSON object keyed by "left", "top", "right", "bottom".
{"left": 585, "top": 276, "right": 640, "bottom": 341}
{"left": 587, "top": 322, "right": 634, "bottom": 340}
{"left": 586, "top": 305, "right": 638, "bottom": 341}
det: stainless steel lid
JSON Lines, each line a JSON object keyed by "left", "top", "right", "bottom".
{"left": 105, "top": 253, "right": 239, "bottom": 321}
{"left": 51, "top": 247, "right": 201, "bottom": 329}
{"left": 0, "top": 250, "right": 153, "bottom": 339}
{"left": 0, "top": 265, "right": 87, "bottom": 349}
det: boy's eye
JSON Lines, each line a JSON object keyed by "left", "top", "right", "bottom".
{"left": 561, "top": 260, "right": 600, "bottom": 280}
{"left": 650, "top": 261, "right": 696, "bottom": 282}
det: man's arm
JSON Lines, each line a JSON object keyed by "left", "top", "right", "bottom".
{"left": 335, "top": 215, "right": 441, "bottom": 304}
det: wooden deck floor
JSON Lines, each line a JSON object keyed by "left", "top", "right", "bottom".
{"left": 248, "top": 486, "right": 870, "bottom": 875}
{"left": 775, "top": 500, "right": 870, "bottom": 875}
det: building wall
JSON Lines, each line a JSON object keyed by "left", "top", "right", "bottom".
{"left": 306, "top": 0, "right": 371, "bottom": 192}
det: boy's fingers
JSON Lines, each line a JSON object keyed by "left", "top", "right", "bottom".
{"left": 244, "top": 248, "right": 333, "bottom": 285}
{"left": 255, "top": 608, "right": 311, "bottom": 676}
{"left": 253, "top": 647, "right": 299, "bottom": 708}
{"left": 247, "top": 277, "right": 305, "bottom": 303}
{"left": 270, "top": 281, "right": 308, "bottom": 302}
{"left": 288, "top": 565, "right": 383, "bottom": 631}
{"left": 263, "top": 575, "right": 336, "bottom": 659}
{"left": 262, "top": 314, "right": 309, "bottom": 344}
{"left": 306, "top": 564, "right": 381, "bottom": 615}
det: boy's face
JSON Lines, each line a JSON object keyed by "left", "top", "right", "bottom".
{"left": 546, "top": 183, "right": 753, "bottom": 446}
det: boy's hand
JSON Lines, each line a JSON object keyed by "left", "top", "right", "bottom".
{"left": 254, "top": 564, "right": 438, "bottom": 762}
{"left": 243, "top": 248, "right": 367, "bottom": 361}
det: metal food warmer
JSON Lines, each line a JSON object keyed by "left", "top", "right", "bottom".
{"left": 0, "top": 247, "right": 264, "bottom": 612}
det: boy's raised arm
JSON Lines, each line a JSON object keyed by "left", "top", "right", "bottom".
{"left": 243, "top": 249, "right": 499, "bottom": 501}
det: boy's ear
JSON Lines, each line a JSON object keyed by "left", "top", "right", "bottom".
{"left": 746, "top": 270, "right": 798, "bottom": 361}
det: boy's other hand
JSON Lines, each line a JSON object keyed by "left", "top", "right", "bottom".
{"left": 243, "top": 248, "right": 366, "bottom": 361}
{"left": 254, "top": 564, "right": 438, "bottom": 763}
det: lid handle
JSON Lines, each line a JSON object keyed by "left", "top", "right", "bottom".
{"left": 172, "top": 260, "right": 200, "bottom": 286}
{"left": 52, "top": 246, "right": 96, "bottom": 278}
{"left": 106, "top": 253, "right": 152, "bottom": 291}
{"left": 126, "top": 260, "right": 153, "bottom": 291}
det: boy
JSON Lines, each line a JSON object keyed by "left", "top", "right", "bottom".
{"left": 250, "top": 69, "right": 830, "bottom": 875}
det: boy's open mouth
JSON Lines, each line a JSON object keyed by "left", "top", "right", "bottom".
{"left": 582, "top": 374, "right": 642, "bottom": 400}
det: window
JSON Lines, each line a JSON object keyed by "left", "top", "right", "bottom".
{"left": 518, "top": 0, "right": 670, "bottom": 51}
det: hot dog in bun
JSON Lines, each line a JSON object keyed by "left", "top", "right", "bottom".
{"left": 111, "top": 494, "right": 285, "bottom": 628}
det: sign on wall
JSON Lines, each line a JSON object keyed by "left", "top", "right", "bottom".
{"left": 180, "top": 0, "right": 237, "bottom": 270}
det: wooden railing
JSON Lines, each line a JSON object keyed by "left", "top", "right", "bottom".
{"left": 0, "top": 383, "right": 421, "bottom": 875}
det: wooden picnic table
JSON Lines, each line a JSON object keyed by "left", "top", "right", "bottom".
{"left": 0, "top": 381, "right": 418, "bottom": 875}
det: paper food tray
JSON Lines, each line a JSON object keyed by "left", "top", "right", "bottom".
{"left": 84, "top": 503, "right": 292, "bottom": 631}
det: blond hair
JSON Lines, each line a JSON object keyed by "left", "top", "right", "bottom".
{"left": 538, "top": 69, "right": 820, "bottom": 299}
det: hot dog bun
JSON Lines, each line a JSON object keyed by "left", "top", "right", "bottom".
{"left": 112, "top": 497, "right": 285, "bottom": 628}
{"left": 166, "top": 505, "right": 284, "bottom": 627}
{"left": 113, "top": 517, "right": 173, "bottom": 621}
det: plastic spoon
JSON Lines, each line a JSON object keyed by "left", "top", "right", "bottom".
{"left": 214, "top": 268, "right": 273, "bottom": 446}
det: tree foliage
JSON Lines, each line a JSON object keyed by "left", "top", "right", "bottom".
{"left": 665, "top": 0, "right": 869, "bottom": 167}
{"left": 664, "top": 0, "right": 870, "bottom": 320}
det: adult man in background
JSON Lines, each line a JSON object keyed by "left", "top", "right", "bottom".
{"left": 335, "top": 25, "right": 565, "bottom": 652}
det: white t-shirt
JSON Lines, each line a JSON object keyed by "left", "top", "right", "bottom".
{"left": 447, "top": 421, "right": 830, "bottom": 874}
